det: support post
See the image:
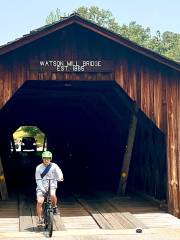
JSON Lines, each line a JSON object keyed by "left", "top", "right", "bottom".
{"left": 117, "top": 103, "right": 138, "bottom": 195}
{"left": 0, "top": 155, "right": 8, "bottom": 200}
{"left": 10, "top": 136, "right": 16, "bottom": 153}
{"left": 43, "top": 135, "right": 47, "bottom": 151}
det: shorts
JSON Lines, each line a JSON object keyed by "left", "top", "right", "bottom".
{"left": 36, "top": 188, "right": 57, "bottom": 201}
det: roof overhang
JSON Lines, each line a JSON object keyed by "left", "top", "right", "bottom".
{"left": 0, "top": 14, "right": 179, "bottom": 72}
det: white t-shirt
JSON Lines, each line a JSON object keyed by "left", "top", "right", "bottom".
{"left": 35, "top": 162, "right": 63, "bottom": 192}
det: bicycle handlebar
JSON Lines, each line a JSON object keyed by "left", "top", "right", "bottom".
{"left": 36, "top": 178, "right": 63, "bottom": 197}
{"left": 36, "top": 178, "right": 64, "bottom": 181}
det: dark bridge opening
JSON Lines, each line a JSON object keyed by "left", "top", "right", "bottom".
{"left": 0, "top": 80, "right": 167, "bottom": 201}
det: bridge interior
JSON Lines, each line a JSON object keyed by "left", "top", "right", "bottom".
{"left": 0, "top": 80, "right": 167, "bottom": 203}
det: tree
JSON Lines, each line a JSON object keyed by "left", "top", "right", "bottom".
{"left": 46, "top": 8, "right": 67, "bottom": 24}
{"left": 20, "top": 126, "right": 39, "bottom": 136}
{"left": 74, "top": 6, "right": 120, "bottom": 33}
{"left": 161, "top": 31, "right": 180, "bottom": 61}
{"left": 46, "top": 6, "right": 120, "bottom": 33}
{"left": 147, "top": 30, "right": 165, "bottom": 55}
{"left": 45, "top": 6, "right": 180, "bottom": 62}
{"left": 119, "top": 21, "right": 151, "bottom": 47}
{"left": 13, "top": 126, "right": 45, "bottom": 146}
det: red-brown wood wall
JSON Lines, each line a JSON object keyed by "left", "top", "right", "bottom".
{"left": 0, "top": 24, "right": 180, "bottom": 216}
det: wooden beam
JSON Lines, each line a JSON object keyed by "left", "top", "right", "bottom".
{"left": 0, "top": 156, "right": 8, "bottom": 200}
{"left": 10, "top": 136, "right": 16, "bottom": 153}
{"left": 43, "top": 135, "right": 47, "bottom": 152}
{"left": 117, "top": 104, "right": 138, "bottom": 195}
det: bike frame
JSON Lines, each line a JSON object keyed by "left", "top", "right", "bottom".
{"left": 44, "top": 180, "right": 53, "bottom": 222}
{"left": 36, "top": 178, "right": 63, "bottom": 237}
{"left": 43, "top": 179, "right": 54, "bottom": 237}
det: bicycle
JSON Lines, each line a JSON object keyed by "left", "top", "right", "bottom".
{"left": 42, "top": 178, "right": 63, "bottom": 237}
{"left": 43, "top": 179, "right": 54, "bottom": 237}
{"left": 36, "top": 177, "right": 63, "bottom": 237}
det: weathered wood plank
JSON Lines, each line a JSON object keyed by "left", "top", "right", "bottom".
{"left": 19, "top": 195, "right": 33, "bottom": 232}
{"left": 77, "top": 196, "right": 148, "bottom": 230}
{"left": 76, "top": 198, "right": 111, "bottom": 229}
{"left": 60, "top": 197, "right": 99, "bottom": 229}
{"left": 121, "top": 212, "right": 148, "bottom": 229}
{"left": 0, "top": 199, "right": 19, "bottom": 232}
{"left": 166, "top": 74, "right": 179, "bottom": 217}
{"left": 53, "top": 209, "right": 66, "bottom": 230}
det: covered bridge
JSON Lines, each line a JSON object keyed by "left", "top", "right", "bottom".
{"left": 0, "top": 14, "right": 180, "bottom": 218}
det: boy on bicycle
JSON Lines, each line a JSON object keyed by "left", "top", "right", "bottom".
{"left": 35, "top": 150, "right": 64, "bottom": 225}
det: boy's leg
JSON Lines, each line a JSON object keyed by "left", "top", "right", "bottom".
{"left": 36, "top": 191, "right": 44, "bottom": 223}
{"left": 50, "top": 189, "right": 57, "bottom": 206}
{"left": 50, "top": 189, "right": 59, "bottom": 214}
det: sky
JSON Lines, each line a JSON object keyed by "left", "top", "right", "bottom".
{"left": 0, "top": 0, "right": 179, "bottom": 45}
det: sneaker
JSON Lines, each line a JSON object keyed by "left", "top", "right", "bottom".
{"left": 37, "top": 218, "right": 44, "bottom": 226}
{"left": 53, "top": 206, "right": 59, "bottom": 215}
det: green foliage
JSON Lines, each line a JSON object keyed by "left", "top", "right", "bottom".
{"left": 146, "top": 31, "right": 180, "bottom": 61}
{"left": 75, "top": 6, "right": 121, "bottom": 33}
{"left": 119, "top": 21, "right": 151, "bottom": 47}
{"left": 46, "top": 8, "right": 67, "bottom": 24}
{"left": 13, "top": 126, "right": 45, "bottom": 146}
{"left": 45, "top": 6, "right": 180, "bottom": 62}
{"left": 19, "top": 126, "right": 41, "bottom": 137}
{"left": 147, "top": 31, "right": 165, "bottom": 54}
{"left": 161, "top": 31, "right": 180, "bottom": 61}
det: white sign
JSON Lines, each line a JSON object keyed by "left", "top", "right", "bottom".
{"left": 30, "top": 60, "right": 113, "bottom": 72}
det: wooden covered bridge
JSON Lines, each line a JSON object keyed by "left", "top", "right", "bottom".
{"left": 0, "top": 13, "right": 180, "bottom": 238}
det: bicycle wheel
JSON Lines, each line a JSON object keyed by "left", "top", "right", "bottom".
{"left": 43, "top": 206, "right": 48, "bottom": 229}
{"left": 47, "top": 211, "right": 53, "bottom": 237}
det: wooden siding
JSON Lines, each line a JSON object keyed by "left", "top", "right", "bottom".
{"left": 115, "top": 56, "right": 180, "bottom": 217}
{"left": 0, "top": 24, "right": 180, "bottom": 217}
